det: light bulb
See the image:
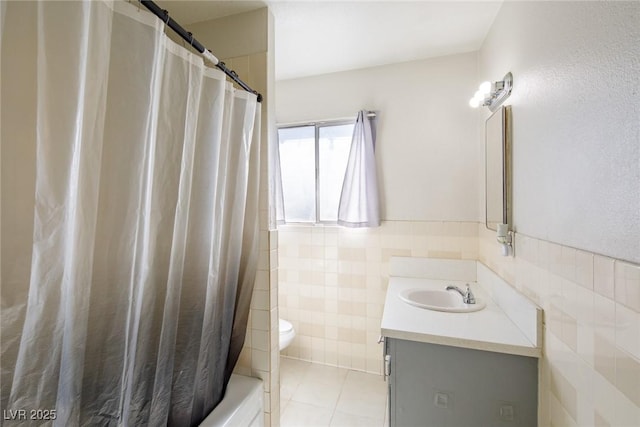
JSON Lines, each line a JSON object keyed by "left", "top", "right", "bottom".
{"left": 469, "top": 97, "right": 480, "bottom": 108}
{"left": 479, "top": 81, "right": 492, "bottom": 95}
{"left": 474, "top": 90, "right": 483, "bottom": 101}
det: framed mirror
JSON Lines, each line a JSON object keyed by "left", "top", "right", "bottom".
{"left": 485, "top": 105, "right": 512, "bottom": 231}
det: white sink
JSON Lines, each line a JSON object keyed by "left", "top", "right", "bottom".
{"left": 398, "top": 288, "right": 486, "bottom": 313}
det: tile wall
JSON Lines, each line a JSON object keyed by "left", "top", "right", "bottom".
{"left": 278, "top": 220, "right": 640, "bottom": 425}
{"left": 479, "top": 226, "right": 640, "bottom": 426}
{"left": 234, "top": 227, "right": 280, "bottom": 427}
{"left": 277, "top": 221, "right": 478, "bottom": 374}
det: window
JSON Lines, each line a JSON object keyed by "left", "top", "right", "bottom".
{"left": 278, "top": 122, "right": 355, "bottom": 223}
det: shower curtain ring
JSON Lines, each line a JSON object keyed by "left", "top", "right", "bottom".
{"left": 188, "top": 32, "right": 194, "bottom": 47}
{"left": 163, "top": 9, "right": 170, "bottom": 24}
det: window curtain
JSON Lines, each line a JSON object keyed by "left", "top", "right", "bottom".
{"left": 337, "top": 110, "right": 381, "bottom": 227}
{"left": 271, "top": 133, "right": 286, "bottom": 225}
{"left": 0, "top": 1, "right": 260, "bottom": 426}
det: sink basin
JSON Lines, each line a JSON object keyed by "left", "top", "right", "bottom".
{"left": 399, "top": 288, "right": 486, "bottom": 313}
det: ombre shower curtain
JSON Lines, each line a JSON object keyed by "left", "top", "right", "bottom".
{"left": 0, "top": 1, "right": 261, "bottom": 426}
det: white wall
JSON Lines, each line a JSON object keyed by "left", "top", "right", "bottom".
{"left": 276, "top": 53, "right": 481, "bottom": 222}
{"left": 186, "top": 8, "right": 268, "bottom": 61}
{"left": 480, "top": 1, "right": 640, "bottom": 264}
{"left": 478, "top": 2, "right": 640, "bottom": 425}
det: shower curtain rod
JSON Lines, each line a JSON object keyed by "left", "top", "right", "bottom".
{"left": 139, "top": 0, "right": 263, "bottom": 103}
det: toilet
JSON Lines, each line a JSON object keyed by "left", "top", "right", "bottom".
{"left": 279, "top": 318, "right": 295, "bottom": 351}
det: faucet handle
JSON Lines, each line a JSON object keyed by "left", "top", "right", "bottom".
{"left": 464, "top": 284, "right": 476, "bottom": 304}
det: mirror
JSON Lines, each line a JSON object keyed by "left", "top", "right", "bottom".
{"left": 485, "top": 105, "right": 511, "bottom": 231}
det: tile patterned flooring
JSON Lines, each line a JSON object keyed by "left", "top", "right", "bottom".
{"left": 280, "top": 357, "right": 389, "bottom": 427}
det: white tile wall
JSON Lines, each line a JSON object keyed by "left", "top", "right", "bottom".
{"left": 278, "top": 221, "right": 640, "bottom": 426}
{"left": 278, "top": 220, "right": 478, "bottom": 374}
{"left": 479, "top": 226, "right": 640, "bottom": 426}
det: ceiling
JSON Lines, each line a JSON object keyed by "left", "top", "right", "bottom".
{"left": 156, "top": 1, "right": 503, "bottom": 81}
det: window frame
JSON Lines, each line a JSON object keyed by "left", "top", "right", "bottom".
{"left": 277, "top": 119, "right": 355, "bottom": 225}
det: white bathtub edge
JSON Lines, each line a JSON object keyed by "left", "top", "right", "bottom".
{"left": 198, "top": 374, "right": 264, "bottom": 427}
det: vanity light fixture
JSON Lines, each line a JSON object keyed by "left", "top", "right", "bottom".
{"left": 469, "top": 72, "right": 513, "bottom": 112}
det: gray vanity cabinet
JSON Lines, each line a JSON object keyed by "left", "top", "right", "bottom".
{"left": 385, "top": 337, "right": 538, "bottom": 427}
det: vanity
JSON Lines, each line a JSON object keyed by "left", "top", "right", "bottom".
{"left": 381, "top": 257, "right": 542, "bottom": 427}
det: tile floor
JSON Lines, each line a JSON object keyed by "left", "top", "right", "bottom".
{"left": 280, "top": 357, "right": 389, "bottom": 427}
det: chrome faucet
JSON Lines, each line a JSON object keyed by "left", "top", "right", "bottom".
{"left": 446, "top": 284, "right": 476, "bottom": 304}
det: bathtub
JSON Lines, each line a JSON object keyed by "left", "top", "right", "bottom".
{"left": 198, "top": 374, "right": 264, "bottom": 427}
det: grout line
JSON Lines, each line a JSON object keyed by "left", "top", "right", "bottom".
{"left": 281, "top": 358, "right": 387, "bottom": 426}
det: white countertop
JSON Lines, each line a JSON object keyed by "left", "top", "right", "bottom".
{"left": 381, "top": 277, "right": 541, "bottom": 358}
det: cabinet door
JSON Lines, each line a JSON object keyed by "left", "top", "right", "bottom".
{"left": 388, "top": 338, "right": 537, "bottom": 427}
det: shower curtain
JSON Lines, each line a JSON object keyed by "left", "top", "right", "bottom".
{"left": 0, "top": 1, "right": 261, "bottom": 426}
